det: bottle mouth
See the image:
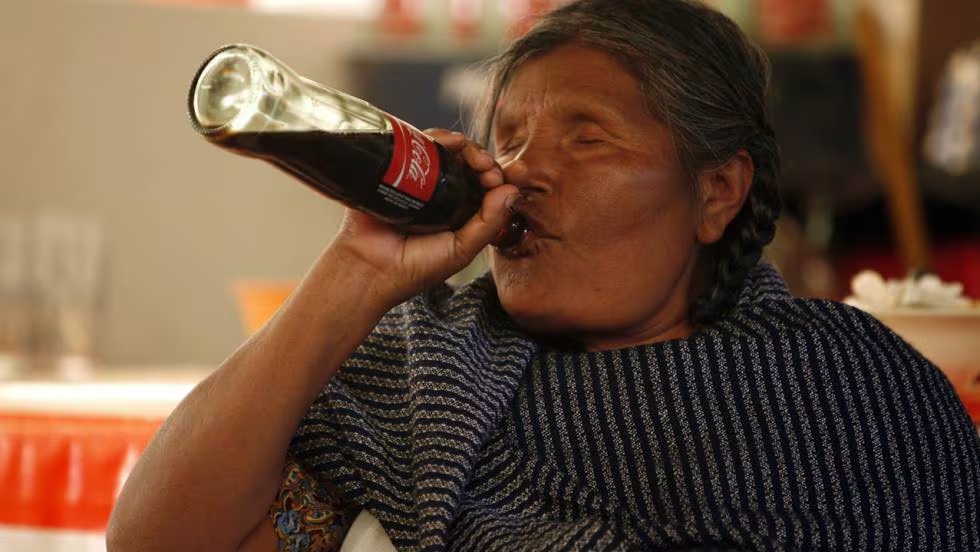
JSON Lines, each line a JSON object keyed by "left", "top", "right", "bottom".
{"left": 188, "top": 45, "right": 261, "bottom": 136}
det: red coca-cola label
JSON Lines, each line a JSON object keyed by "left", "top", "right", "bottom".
{"left": 382, "top": 115, "right": 439, "bottom": 203}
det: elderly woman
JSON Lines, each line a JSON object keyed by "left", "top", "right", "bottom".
{"left": 108, "top": 0, "right": 979, "bottom": 550}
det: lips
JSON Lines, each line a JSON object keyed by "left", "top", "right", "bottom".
{"left": 494, "top": 208, "right": 558, "bottom": 258}
{"left": 495, "top": 228, "right": 534, "bottom": 258}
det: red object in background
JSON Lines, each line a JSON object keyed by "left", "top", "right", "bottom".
{"left": 449, "top": 0, "right": 481, "bottom": 42}
{"left": 0, "top": 413, "right": 162, "bottom": 531}
{"left": 757, "top": 0, "right": 831, "bottom": 44}
{"left": 507, "top": 0, "right": 563, "bottom": 39}
{"left": 947, "top": 369, "right": 980, "bottom": 424}
{"left": 379, "top": 0, "right": 423, "bottom": 37}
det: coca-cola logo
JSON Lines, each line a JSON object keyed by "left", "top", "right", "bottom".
{"left": 407, "top": 134, "right": 432, "bottom": 188}
{"left": 382, "top": 115, "right": 439, "bottom": 203}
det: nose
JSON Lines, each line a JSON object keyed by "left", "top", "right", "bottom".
{"left": 500, "top": 137, "right": 556, "bottom": 196}
{"left": 500, "top": 158, "right": 531, "bottom": 192}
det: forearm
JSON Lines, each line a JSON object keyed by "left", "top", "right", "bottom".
{"left": 107, "top": 249, "right": 389, "bottom": 552}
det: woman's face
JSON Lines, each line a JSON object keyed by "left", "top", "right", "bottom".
{"left": 489, "top": 44, "right": 705, "bottom": 350}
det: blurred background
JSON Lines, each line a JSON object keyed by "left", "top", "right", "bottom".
{"left": 1, "top": 0, "right": 978, "bottom": 368}
{"left": 0, "top": 0, "right": 978, "bottom": 548}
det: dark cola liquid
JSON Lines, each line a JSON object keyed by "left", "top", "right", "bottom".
{"left": 214, "top": 130, "right": 485, "bottom": 233}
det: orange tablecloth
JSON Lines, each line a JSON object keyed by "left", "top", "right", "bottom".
{"left": 0, "top": 367, "right": 208, "bottom": 547}
{"left": 0, "top": 413, "right": 162, "bottom": 531}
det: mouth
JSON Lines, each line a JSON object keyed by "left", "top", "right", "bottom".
{"left": 494, "top": 209, "right": 558, "bottom": 259}
{"left": 495, "top": 228, "right": 533, "bottom": 259}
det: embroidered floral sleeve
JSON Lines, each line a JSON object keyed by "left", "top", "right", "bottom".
{"left": 269, "top": 457, "right": 355, "bottom": 552}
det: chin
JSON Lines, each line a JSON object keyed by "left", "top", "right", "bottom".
{"left": 495, "top": 284, "right": 573, "bottom": 336}
{"left": 490, "top": 253, "right": 579, "bottom": 335}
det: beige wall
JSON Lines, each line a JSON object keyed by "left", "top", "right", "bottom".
{"left": 0, "top": 0, "right": 366, "bottom": 366}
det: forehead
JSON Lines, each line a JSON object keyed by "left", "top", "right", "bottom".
{"left": 494, "top": 44, "right": 650, "bottom": 125}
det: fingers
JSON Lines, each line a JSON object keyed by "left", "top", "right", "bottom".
{"left": 423, "top": 128, "right": 466, "bottom": 150}
{"left": 451, "top": 184, "right": 521, "bottom": 261}
{"left": 424, "top": 128, "right": 504, "bottom": 189}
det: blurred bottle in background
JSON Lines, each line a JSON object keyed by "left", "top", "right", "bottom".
{"left": 0, "top": 217, "right": 29, "bottom": 379}
{"left": 31, "top": 213, "right": 106, "bottom": 380}
{"left": 0, "top": 212, "right": 106, "bottom": 380}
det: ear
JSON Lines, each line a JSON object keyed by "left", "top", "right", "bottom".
{"left": 695, "top": 150, "right": 754, "bottom": 245}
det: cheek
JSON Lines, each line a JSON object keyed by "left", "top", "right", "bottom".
{"left": 565, "top": 165, "right": 695, "bottom": 249}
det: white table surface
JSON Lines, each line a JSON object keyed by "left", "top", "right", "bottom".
{"left": 0, "top": 365, "right": 212, "bottom": 417}
{"left": 0, "top": 527, "right": 106, "bottom": 552}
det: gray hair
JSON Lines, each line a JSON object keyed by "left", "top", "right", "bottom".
{"left": 474, "top": 0, "right": 781, "bottom": 326}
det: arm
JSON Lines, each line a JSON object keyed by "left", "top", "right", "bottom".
{"left": 236, "top": 518, "right": 277, "bottom": 552}
{"left": 107, "top": 247, "right": 386, "bottom": 552}
{"left": 106, "top": 131, "right": 519, "bottom": 552}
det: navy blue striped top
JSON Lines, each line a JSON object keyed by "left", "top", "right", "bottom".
{"left": 290, "top": 262, "right": 980, "bottom": 551}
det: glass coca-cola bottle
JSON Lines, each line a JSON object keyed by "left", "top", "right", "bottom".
{"left": 187, "top": 44, "right": 525, "bottom": 242}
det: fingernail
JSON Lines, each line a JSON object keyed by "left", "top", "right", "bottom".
{"left": 505, "top": 193, "right": 520, "bottom": 211}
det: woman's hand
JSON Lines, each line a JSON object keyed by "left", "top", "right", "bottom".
{"left": 324, "top": 129, "right": 519, "bottom": 309}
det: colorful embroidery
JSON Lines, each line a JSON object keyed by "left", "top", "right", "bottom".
{"left": 270, "top": 457, "right": 354, "bottom": 552}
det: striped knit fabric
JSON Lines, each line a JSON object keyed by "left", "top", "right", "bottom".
{"left": 290, "top": 262, "right": 980, "bottom": 551}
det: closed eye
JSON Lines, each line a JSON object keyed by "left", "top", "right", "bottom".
{"left": 572, "top": 122, "right": 615, "bottom": 146}
{"left": 572, "top": 131, "right": 611, "bottom": 148}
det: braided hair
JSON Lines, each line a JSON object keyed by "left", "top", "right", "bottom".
{"left": 474, "top": 0, "right": 782, "bottom": 327}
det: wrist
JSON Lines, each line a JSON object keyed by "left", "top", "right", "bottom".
{"left": 312, "top": 244, "right": 401, "bottom": 315}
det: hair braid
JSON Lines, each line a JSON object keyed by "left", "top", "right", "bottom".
{"left": 691, "top": 173, "right": 781, "bottom": 327}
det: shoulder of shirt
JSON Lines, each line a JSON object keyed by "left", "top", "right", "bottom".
{"left": 712, "top": 260, "right": 930, "bottom": 364}
{"left": 726, "top": 295, "right": 891, "bottom": 338}
{"left": 718, "top": 291, "right": 935, "bottom": 375}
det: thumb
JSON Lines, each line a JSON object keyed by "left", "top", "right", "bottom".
{"left": 451, "top": 185, "right": 520, "bottom": 262}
